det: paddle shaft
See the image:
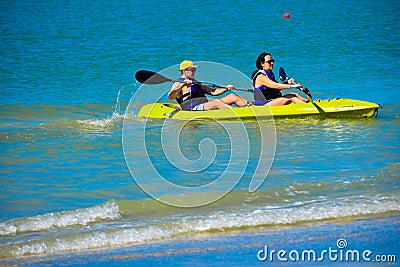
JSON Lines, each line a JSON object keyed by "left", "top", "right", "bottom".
{"left": 299, "top": 86, "right": 313, "bottom": 102}
{"left": 135, "top": 70, "right": 253, "bottom": 93}
{"left": 278, "top": 67, "right": 313, "bottom": 102}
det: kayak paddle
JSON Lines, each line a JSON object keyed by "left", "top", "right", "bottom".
{"left": 279, "top": 67, "right": 327, "bottom": 113}
{"left": 135, "top": 70, "right": 254, "bottom": 93}
{"left": 135, "top": 70, "right": 180, "bottom": 84}
{"left": 279, "top": 67, "right": 313, "bottom": 102}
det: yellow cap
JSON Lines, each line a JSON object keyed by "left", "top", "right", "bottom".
{"left": 179, "top": 60, "right": 198, "bottom": 71}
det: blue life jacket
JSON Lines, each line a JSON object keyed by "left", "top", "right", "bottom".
{"left": 175, "top": 78, "right": 208, "bottom": 110}
{"left": 252, "top": 69, "right": 282, "bottom": 105}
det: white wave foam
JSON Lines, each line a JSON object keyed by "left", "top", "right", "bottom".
{"left": 188, "top": 197, "right": 400, "bottom": 231}
{"left": 6, "top": 196, "right": 399, "bottom": 258}
{"left": 0, "top": 200, "right": 120, "bottom": 236}
{"left": 77, "top": 112, "right": 124, "bottom": 128}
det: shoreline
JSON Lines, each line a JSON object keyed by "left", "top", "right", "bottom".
{"left": 3, "top": 214, "right": 398, "bottom": 266}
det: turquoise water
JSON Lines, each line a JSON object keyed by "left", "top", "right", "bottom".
{"left": 1, "top": 0, "right": 399, "bottom": 265}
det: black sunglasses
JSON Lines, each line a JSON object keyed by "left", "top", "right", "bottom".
{"left": 265, "top": 59, "right": 275, "bottom": 64}
{"left": 185, "top": 67, "right": 197, "bottom": 72}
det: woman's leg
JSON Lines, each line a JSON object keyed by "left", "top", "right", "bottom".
{"left": 283, "top": 93, "right": 306, "bottom": 103}
{"left": 266, "top": 97, "right": 292, "bottom": 106}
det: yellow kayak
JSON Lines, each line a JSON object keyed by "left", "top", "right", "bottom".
{"left": 137, "top": 98, "right": 380, "bottom": 120}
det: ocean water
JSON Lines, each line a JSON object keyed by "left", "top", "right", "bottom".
{"left": 1, "top": 0, "right": 399, "bottom": 266}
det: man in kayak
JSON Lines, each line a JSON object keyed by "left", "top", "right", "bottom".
{"left": 251, "top": 53, "right": 307, "bottom": 106}
{"left": 168, "top": 60, "right": 251, "bottom": 110}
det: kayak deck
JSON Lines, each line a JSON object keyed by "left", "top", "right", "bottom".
{"left": 137, "top": 98, "right": 380, "bottom": 120}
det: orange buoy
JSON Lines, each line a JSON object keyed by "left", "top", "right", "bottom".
{"left": 284, "top": 13, "right": 291, "bottom": 19}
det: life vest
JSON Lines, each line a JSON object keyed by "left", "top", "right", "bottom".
{"left": 175, "top": 78, "right": 208, "bottom": 110}
{"left": 252, "top": 69, "right": 282, "bottom": 105}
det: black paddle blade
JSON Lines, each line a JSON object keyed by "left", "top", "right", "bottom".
{"left": 301, "top": 87, "right": 313, "bottom": 101}
{"left": 135, "top": 70, "right": 172, "bottom": 84}
{"left": 279, "top": 67, "right": 287, "bottom": 82}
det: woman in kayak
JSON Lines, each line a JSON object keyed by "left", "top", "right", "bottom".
{"left": 251, "top": 53, "right": 307, "bottom": 106}
{"left": 168, "top": 60, "right": 251, "bottom": 111}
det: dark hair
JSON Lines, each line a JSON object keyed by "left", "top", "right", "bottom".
{"left": 251, "top": 52, "right": 271, "bottom": 79}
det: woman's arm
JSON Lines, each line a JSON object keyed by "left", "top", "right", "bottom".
{"left": 257, "top": 75, "right": 301, "bottom": 90}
